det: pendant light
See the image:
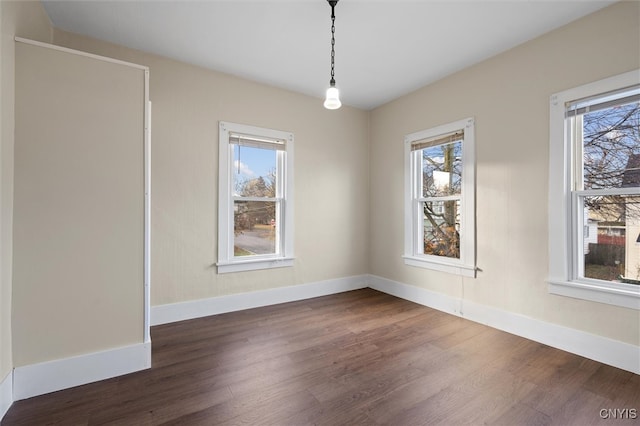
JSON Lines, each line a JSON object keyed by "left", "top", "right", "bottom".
{"left": 323, "top": 0, "right": 341, "bottom": 110}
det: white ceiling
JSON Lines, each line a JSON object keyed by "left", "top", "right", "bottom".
{"left": 41, "top": 0, "right": 616, "bottom": 110}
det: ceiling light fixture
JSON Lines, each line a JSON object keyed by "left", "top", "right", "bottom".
{"left": 323, "top": 0, "right": 341, "bottom": 110}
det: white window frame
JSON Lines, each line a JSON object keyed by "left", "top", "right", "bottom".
{"left": 217, "top": 121, "right": 294, "bottom": 273}
{"left": 403, "top": 117, "right": 476, "bottom": 277}
{"left": 548, "top": 69, "right": 640, "bottom": 310}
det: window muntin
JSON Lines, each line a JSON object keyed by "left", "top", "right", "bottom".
{"left": 218, "top": 122, "right": 294, "bottom": 273}
{"left": 548, "top": 70, "right": 640, "bottom": 310}
{"left": 404, "top": 118, "right": 475, "bottom": 277}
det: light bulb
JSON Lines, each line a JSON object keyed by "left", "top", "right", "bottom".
{"left": 324, "top": 86, "right": 341, "bottom": 110}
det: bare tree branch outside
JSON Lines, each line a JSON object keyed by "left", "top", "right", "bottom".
{"left": 421, "top": 140, "right": 462, "bottom": 258}
{"left": 581, "top": 101, "right": 640, "bottom": 282}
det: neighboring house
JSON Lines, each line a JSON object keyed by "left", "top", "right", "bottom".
{"left": 584, "top": 216, "right": 599, "bottom": 254}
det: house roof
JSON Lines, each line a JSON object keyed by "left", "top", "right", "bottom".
{"left": 622, "top": 154, "right": 640, "bottom": 188}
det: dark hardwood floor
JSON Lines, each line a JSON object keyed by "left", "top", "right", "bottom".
{"left": 3, "top": 288, "right": 638, "bottom": 425}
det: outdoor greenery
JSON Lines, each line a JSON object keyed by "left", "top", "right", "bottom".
{"left": 234, "top": 170, "right": 276, "bottom": 233}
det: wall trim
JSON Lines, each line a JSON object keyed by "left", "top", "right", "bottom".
{"left": 0, "top": 371, "right": 12, "bottom": 421}
{"left": 13, "top": 342, "right": 151, "bottom": 401}
{"left": 9, "top": 273, "right": 636, "bottom": 406}
{"left": 368, "top": 274, "right": 640, "bottom": 375}
{"left": 151, "top": 275, "right": 368, "bottom": 326}
{"left": 15, "top": 37, "right": 148, "bottom": 71}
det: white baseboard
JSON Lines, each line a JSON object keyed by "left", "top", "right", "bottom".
{"left": 0, "top": 371, "right": 12, "bottom": 421}
{"left": 368, "top": 274, "right": 640, "bottom": 375}
{"left": 13, "top": 341, "right": 151, "bottom": 401}
{"left": 151, "top": 275, "right": 368, "bottom": 326}
{"left": 8, "top": 273, "right": 636, "bottom": 406}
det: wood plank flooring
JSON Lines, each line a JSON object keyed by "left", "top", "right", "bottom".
{"left": 3, "top": 289, "right": 639, "bottom": 425}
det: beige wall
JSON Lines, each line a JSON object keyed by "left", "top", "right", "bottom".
{"left": 52, "top": 30, "right": 371, "bottom": 307}
{"left": 12, "top": 41, "right": 146, "bottom": 367}
{"left": 0, "top": 0, "right": 51, "bottom": 382}
{"left": 370, "top": 1, "right": 640, "bottom": 345}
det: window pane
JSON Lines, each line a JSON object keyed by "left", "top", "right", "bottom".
{"left": 234, "top": 200, "right": 277, "bottom": 256}
{"left": 582, "top": 101, "right": 640, "bottom": 190}
{"left": 422, "top": 200, "right": 460, "bottom": 259}
{"left": 233, "top": 145, "right": 276, "bottom": 197}
{"left": 583, "top": 195, "right": 640, "bottom": 283}
{"left": 421, "top": 140, "right": 462, "bottom": 197}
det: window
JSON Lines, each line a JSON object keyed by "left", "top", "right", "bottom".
{"left": 549, "top": 70, "right": 640, "bottom": 310}
{"left": 217, "top": 122, "right": 294, "bottom": 273}
{"left": 403, "top": 117, "right": 476, "bottom": 277}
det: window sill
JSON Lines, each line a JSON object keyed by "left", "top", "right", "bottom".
{"left": 548, "top": 279, "right": 640, "bottom": 310}
{"left": 217, "top": 257, "right": 294, "bottom": 274}
{"left": 403, "top": 255, "right": 476, "bottom": 278}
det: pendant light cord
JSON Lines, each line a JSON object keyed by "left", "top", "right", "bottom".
{"left": 329, "top": 1, "right": 337, "bottom": 86}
